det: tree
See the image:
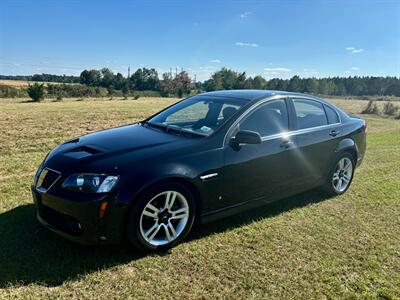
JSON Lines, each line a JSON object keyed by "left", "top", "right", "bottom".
{"left": 303, "top": 78, "right": 319, "bottom": 94}
{"left": 288, "top": 76, "right": 303, "bottom": 92}
{"left": 160, "top": 72, "right": 175, "bottom": 96}
{"left": 173, "top": 71, "right": 192, "bottom": 95}
{"left": 130, "top": 68, "right": 160, "bottom": 90}
{"left": 122, "top": 82, "right": 130, "bottom": 98}
{"left": 234, "top": 72, "right": 247, "bottom": 89}
{"left": 204, "top": 68, "right": 241, "bottom": 91}
{"left": 80, "top": 69, "right": 101, "bottom": 86}
{"left": 252, "top": 76, "right": 267, "bottom": 89}
{"left": 27, "top": 82, "right": 45, "bottom": 102}
{"left": 100, "top": 68, "right": 115, "bottom": 88}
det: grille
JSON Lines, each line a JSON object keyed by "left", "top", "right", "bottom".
{"left": 36, "top": 168, "right": 61, "bottom": 192}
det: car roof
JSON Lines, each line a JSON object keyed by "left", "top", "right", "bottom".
{"left": 200, "top": 89, "right": 322, "bottom": 102}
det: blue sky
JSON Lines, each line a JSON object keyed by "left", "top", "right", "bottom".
{"left": 0, "top": 0, "right": 399, "bottom": 81}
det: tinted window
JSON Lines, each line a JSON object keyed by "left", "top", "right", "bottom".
{"left": 240, "top": 100, "right": 288, "bottom": 136}
{"left": 293, "top": 99, "right": 328, "bottom": 129}
{"left": 325, "top": 105, "right": 340, "bottom": 124}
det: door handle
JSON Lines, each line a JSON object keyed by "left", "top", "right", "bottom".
{"left": 280, "top": 140, "right": 294, "bottom": 149}
{"left": 329, "top": 130, "right": 341, "bottom": 137}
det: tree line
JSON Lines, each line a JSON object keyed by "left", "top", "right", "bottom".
{"left": 79, "top": 67, "right": 192, "bottom": 97}
{"left": 1, "top": 67, "right": 400, "bottom": 97}
{"left": 0, "top": 74, "right": 80, "bottom": 83}
{"left": 77, "top": 67, "right": 400, "bottom": 96}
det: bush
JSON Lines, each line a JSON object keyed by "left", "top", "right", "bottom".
{"left": 383, "top": 101, "right": 398, "bottom": 116}
{"left": 27, "top": 83, "right": 45, "bottom": 102}
{"left": 361, "top": 100, "right": 380, "bottom": 115}
{"left": 133, "top": 94, "right": 140, "bottom": 100}
{"left": 0, "top": 84, "right": 27, "bottom": 98}
{"left": 47, "top": 84, "right": 108, "bottom": 98}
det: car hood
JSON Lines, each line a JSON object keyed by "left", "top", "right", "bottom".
{"left": 43, "top": 123, "right": 189, "bottom": 172}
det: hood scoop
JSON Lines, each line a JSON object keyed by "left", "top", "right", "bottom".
{"left": 63, "top": 145, "right": 102, "bottom": 159}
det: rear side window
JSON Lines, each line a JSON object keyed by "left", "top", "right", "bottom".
{"left": 240, "top": 99, "right": 289, "bottom": 136}
{"left": 324, "top": 105, "right": 340, "bottom": 124}
{"left": 293, "top": 99, "right": 328, "bottom": 129}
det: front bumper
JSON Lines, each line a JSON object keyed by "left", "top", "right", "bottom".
{"left": 32, "top": 186, "right": 126, "bottom": 245}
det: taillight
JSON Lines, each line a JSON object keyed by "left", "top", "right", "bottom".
{"left": 363, "top": 122, "right": 368, "bottom": 133}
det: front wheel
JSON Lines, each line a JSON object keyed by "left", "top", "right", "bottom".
{"left": 323, "top": 153, "right": 355, "bottom": 196}
{"left": 127, "top": 183, "right": 195, "bottom": 252}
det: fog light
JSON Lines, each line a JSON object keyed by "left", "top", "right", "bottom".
{"left": 99, "top": 202, "right": 108, "bottom": 218}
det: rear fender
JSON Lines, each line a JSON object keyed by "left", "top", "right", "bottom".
{"left": 335, "top": 138, "right": 359, "bottom": 159}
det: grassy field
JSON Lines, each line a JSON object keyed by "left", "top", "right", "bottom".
{"left": 0, "top": 97, "right": 399, "bottom": 299}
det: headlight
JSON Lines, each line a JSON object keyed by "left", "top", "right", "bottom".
{"left": 62, "top": 174, "right": 119, "bottom": 193}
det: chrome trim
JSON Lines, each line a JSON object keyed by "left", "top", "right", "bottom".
{"left": 36, "top": 167, "right": 61, "bottom": 193}
{"left": 260, "top": 123, "right": 341, "bottom": 142}
{"left": 292, "top": 97, "right": 342, "bottom": 124}
{"left": 200, "top": 173, "right": 218, "bottom": 180}
{"left": 223, "top": 94, "right": 343, "bottom": 146}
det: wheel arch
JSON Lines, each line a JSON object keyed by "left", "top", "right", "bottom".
{"left": 335, "top": 138, "right": 359, "bottom": 163}
{"left": 123, "top": 175, "right": 203, "bottom": 234}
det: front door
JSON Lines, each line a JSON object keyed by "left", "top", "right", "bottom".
{"left": 222, "top": 98, "right": 297, "bottom": 207}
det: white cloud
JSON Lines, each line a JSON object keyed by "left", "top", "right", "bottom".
{"left": 240, "top": 11, "right": 252, "bottom": 19}
{"left": 345, "top": 47, "right": 364, "bottom": 53}
{"left": 351, "top": 67, "right": 360, "bottom": 70}
{"left": 235, "top": 41, "right": 259, "bottom": 48}
{"left": 264, "top": 67, "right": 292, "bottom": 73}
{"left": 209, "top": 59, "right": 221, "bottom": 63}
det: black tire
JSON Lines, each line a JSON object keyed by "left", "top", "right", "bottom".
{"left": 127, "top": 182, "right": 196, "bottom": 253}
{"left": 322, "top": 152, "right": 355, "bottom": 196}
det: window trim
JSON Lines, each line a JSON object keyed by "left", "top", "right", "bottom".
{"left": 292, "top": 97, "right": 330, "bottom": 130}
{"left": 223, "top": 95, "right": 342, "bottom": 147}
{"left": 223, "top": 95, "right": 289, "bottom": 146}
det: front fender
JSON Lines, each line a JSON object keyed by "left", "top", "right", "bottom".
{"left": 115, "top": 162, "right": 198, "bottom": 207}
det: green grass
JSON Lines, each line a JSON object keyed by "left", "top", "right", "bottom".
{"left": 0, "top": 98, "right": 399, "bottom": 299}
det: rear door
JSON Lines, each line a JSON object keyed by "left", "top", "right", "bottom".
{"left": 288, "top": 98, "right": 342, "bottom": 190}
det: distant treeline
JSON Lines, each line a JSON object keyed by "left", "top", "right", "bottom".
{"left": 1, "top": 67, "right": 400, "bottom": 97}
{"left": 0, "top": 74, "right": 80, "bottom": 83}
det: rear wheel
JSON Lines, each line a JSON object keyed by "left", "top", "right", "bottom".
{"left": 323, "top": 152, "right": 355, "bottom": 196}
{"left": 127, "top": 182, "right": 195, "bottom": 252}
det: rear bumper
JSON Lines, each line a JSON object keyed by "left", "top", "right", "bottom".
{"left": 32, "top": 186, "right": 126, "bottom": 245}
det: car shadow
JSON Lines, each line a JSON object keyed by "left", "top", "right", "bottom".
{"left": 189, "top": 189, "right": 330, "bottom": 242}
{"left": 0, "top": 189, "right": 329, "bottom": 288}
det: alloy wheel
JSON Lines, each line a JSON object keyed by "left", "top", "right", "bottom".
{"left": 332, "top": 157, "right": 353, "bottom": 193}
{"left": 139, "top": 191, "right": 189, "bottom": 246}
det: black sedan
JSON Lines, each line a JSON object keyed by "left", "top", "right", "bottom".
{"left": 32, "top": 90, "right": 367, "bottom": 252}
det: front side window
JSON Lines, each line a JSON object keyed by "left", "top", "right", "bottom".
{"left": 293, "top": 99, "right": 328, "bottom": 129}
{"left": 147, "top": 96, "right": 246, "bottom": 136}
{"left": 239, "top": 99, "right": 289, "bottom": 136}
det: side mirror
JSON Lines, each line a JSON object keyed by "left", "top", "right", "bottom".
{"left": 231, "top": 130, "right": 262, "bottom": 145}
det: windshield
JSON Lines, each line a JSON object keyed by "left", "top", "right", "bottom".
{"left": 146, "top": 96, "right": 247, "bottom": 136}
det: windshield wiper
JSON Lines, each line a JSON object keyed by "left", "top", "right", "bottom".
{"left": 143, "top": 121, "right": 205, "bottom": 138}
